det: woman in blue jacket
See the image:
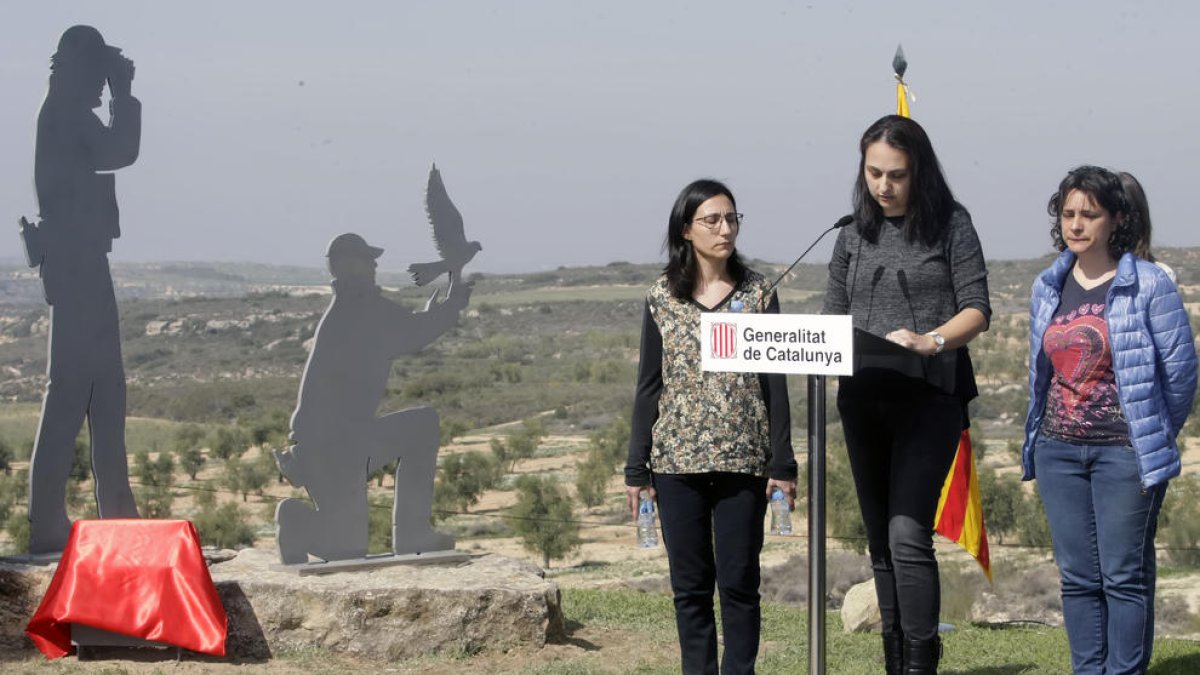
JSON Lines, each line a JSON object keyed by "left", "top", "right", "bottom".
{"left": 1022, "top": 166, "right": 1197, "bottom": 674}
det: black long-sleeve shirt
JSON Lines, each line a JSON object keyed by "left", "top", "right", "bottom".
{"left": 624, "top": 273, "right": 798, "bottom": 486}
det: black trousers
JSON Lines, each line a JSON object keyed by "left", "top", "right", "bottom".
{"left": 655, "top": 472, "right": 769, "bottom": 675}
{"left": 837, "top": 375, "right": 962, "bottom": 642}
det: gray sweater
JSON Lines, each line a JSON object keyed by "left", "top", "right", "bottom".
{"left": 822, "top": 208, "right": 991, "bottom": 335}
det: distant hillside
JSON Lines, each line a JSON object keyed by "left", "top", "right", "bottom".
{"left": 2, "top": 247, "right": 1196, "bottom": 309}
{"left": 1, "top": 247, "right": 1195, "bottom": 436}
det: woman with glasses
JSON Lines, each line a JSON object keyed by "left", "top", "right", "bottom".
{"left": 823, "top": 115, "right": 990, "bottom": 674}
{"left": 625, "top": 178, "right": 797, "bottom": 674}
{"left": 1022, "top": 166, "right": 1196, "bottom": 673}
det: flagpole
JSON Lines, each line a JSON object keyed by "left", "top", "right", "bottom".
{"left": 807, "top": 374, "right": 826, "bottom": 675}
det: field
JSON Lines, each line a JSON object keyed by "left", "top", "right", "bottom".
{"left": 2, "top": 253, "right": 1200, "bottom": 670}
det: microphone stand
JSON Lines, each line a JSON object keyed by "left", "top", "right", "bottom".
{"left": 755, "top": 214, "right": 850, "bottom": 675}
{"left": 762, "top": 215, "right": 854, "bottom": 303}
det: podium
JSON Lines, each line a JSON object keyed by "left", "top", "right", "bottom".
{"left": 26, "top": 519, "right": 227, "bottom": 660}
{"left": 701, "top": 314, "right": 963, "bottom": 674}
{"left": 853, "top": 327, "right": 963, "bottom": 396}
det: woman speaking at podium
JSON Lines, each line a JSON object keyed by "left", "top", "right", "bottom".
{"left": 822, "top": 115, "right": 990, "bottom": 673}
{"left": 625, "top": 179, "right": 797, "bottom": 674}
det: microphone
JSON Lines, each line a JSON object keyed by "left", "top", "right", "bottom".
{"left": 864, "top": 265, "right": 885, "bottom": 330}
{"left": 761, "top": 214, "right": 853, "bottom": 308}
{"left": 897, "top": 269, "right": 918, "bottom": 331}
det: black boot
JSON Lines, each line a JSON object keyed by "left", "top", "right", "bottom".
{"left": 882, "top": 630, "right": 904, "bottom": 675}
{"left": 903, "top": 636, "right": 942, "bottom": 675}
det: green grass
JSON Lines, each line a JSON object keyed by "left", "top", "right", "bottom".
{"left": 543, "top": 588, "right": 1200, "bottom": 675}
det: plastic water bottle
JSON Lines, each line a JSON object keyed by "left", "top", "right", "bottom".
{"left": 637, "top": 492, "right": 658, "bottom": 548}
{"left": 770, "top": 487, "right": 792, "bottom": 535}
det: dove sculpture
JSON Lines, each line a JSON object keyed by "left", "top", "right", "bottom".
{"left": 408, "top": 164, "right": 482, "bottom": 285}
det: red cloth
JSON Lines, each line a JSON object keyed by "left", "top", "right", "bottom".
{"left": 26, "top": 519, "right": 227, "bottom": 659}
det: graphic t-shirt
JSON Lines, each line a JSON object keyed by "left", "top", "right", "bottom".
{"left": 1040, "top": 275, "right": 1130, "bottom": 444}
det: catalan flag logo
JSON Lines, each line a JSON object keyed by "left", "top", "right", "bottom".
{"left": 711, "top": 322, "right": 737, "bottom": 359}
{"left": 894, "top": 44, "right": 991, "bottom": 580}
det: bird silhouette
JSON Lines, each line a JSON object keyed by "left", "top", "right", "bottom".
{"left": 408, "top": 164, "right": 482, "bottom": 286}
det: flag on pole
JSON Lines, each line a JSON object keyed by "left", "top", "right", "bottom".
{"left": 934, "top": 429, "right": 992, "bottom": 581}
{"left": 892, "top": 44, "right": 991, "bottom": 580}
{"left": 893, "top": 44, "right": 911, "bottom": 119}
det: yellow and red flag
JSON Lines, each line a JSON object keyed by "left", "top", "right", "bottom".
{"left": 934, "top": 429, "right": 992, "bottom": 581}
{"left": 893, "top": 44, "right": 911, "bottom": 119}
{"left": 893, "top": 44, "right": 991, "bottom": 580}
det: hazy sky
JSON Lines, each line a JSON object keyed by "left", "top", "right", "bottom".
{"left": 2, "top": 1, "right": 1197, "bottom": 274}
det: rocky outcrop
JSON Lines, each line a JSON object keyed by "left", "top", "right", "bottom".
{"left": 0, "top": 561, "right": 54, "bottom": 655}
{"left": 211, "top": 549, "right": 564, "bottom": 660}
{"left": 1, "top": 549, "right": 563, "bottom": 661}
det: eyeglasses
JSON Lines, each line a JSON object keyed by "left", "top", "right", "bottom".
{"left": 691, "top": 212, "right": 744, "bottom": 229}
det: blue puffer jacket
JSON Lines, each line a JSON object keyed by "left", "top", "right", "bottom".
{"left": 1021, "top": 251, "right": 1198, "bottom": 488}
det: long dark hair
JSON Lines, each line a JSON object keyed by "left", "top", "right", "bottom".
{"left": 1047, "top": 165, "right": 1138, "bottom": 260}
{"left": 663, "top": 178, "right": 748, "bottom": 299}
{"left": 1119, "top": 171, "right": 1155, "bottom": 262}
{"left": 852, "top": 115, "right": 958, "bottom": 247}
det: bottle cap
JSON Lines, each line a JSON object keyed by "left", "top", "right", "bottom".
{"left": 729, "top": 299, "right": 744, "bottom": 313}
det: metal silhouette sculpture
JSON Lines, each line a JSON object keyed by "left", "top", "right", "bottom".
{"left": 274, "top": 166, "right": 479, "bottom": 566}
{"left": 407, "top": 164, "right": 482, "bottom": 286}
{"left": 19, "top": 25, "right": 141, "bottom": 555}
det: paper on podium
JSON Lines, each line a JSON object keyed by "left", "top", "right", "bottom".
{"left": 852, "top": 328, "right": 958, "bottom": 395}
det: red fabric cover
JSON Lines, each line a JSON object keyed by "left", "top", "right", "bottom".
{"left": 26, "top": 519, "right": 227, "bottom": 659}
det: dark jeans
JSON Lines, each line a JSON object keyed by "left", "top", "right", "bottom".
{"left": 837, "top": 376, "right": 962, "bottom": 642}
{"left": 1035, "top": 435, "right": 1165, "bottom": 675}
{"left": 655, "top": 472, "right": 768, "bottom": 675}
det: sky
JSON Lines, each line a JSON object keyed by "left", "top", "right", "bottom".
{"left": 2, "top": 1, "right": 1198, "bottom": 275}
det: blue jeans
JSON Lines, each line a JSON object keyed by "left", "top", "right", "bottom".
{"left": 1034, "top": 435, "right": 1166, "bottom": 675}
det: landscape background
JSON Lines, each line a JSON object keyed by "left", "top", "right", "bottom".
{"left": 1, "top": 250, "right": 1199, "bottom": 672}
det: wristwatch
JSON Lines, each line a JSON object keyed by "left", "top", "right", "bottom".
{"left": 925, "top": 331, "right": 945, "bottom": 355}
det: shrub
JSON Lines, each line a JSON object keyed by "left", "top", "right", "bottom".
{"left": 978, "top": 466, "right": 1022, "bottom": 544}
{"left": 1017, "top": 489, "right": 1054, "bottom": 549}
{"left": 178, "top": 445, "right": 205, "bottom": 480}
{"left": 574, "top": 456, "right": 611, "bottom": 508}
{"left": 4, "top": 508, "right": 30, "bottom": 552}
{"left": 193, "top": 500, "right": 256, "bottom": 549}
{"left": 1160, "top": 474, "right": 1200, "bottom": 566}
{"left": 134, "top": 449, "right": 176, "bottom": 518}
{"left": 574, "top": 417, "right": 631, "bottom": 508}
{"left": 243, "top": 407, "right": 290, "bottom": 447}
{"left": 210, "top": 426, "right": 250, "bottom": 461}
{"left": 0, "top": 439, "right": 12, "bottom": 475}
{"left": 509, "top": 474, "right": 581, "bottom": 569}
{"left": 492, "top": 417, "right": 546, "bottom": 472}
{"left": 433, "top": 451, "right": 500, "bottom": 518}
{"left": 223, "top": 454, "right": 270, "bottom": 502}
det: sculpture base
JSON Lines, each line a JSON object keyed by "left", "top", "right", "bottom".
{"left": 72, "top": 624, "right": 182, "bottom": 660}
{"left": 271, "top": 549, "right": 471, "bottom": 576}
{"left": 4, "top": 548, "right": 563, "bottom": 661}
{"left": 2, "top": 552, "right": 63, "bottom": 566}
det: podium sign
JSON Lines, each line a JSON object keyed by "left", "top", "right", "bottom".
{"left": 700, "top": 311, "right": 856, "bottom": 675}
{"left": 699, "top": 313, "right": 854, "bottom": 376}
